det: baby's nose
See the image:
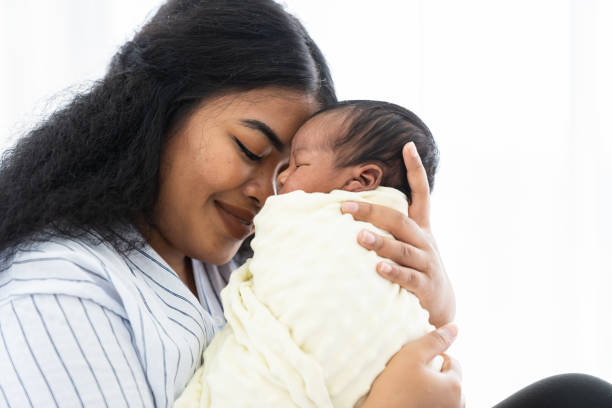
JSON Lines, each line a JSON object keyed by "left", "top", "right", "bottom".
{"left": 275, "top": 168, "right": 288, "bottom": 194}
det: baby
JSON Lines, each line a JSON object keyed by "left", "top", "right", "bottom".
{"left": 174, "top": 101, "right": 441, "bottom": 408}
{"left": 275, "top": 100, "right": 438, "bottom": 197}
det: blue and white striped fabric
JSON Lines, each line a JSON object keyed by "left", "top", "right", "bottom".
{"left": 0, "top": 233, "right": 235, "bottom": 408}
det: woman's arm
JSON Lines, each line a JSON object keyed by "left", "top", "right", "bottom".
{"left": 341, "top": 142, "right": 455, "bottom": 327}
{"left": 0, "top": 294, "right": 155, "bottom": 407}
{"left": 362, "top": 324, "right": 463, "bottom": 408}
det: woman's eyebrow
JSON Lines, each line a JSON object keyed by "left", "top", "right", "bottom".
{"left": 240, "top": 119, "right": 284, "bottom": 151}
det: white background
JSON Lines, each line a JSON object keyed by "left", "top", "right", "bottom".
{"left": 2, "top": 1, "right": 611, "bottom": 406}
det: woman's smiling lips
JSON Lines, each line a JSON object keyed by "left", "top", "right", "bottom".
{"left": 214, "top": 200, "right": 255, "bottom": 240}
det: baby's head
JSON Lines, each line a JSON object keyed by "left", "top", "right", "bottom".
{"left": 276, "top": 100, "right": 439, "bottom": 202}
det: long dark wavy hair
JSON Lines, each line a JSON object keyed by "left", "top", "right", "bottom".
{"left": 0, "top": 0, "right": 336, "bottom": 267}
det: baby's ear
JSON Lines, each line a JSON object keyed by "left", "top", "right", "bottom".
{"left": 343, "top": 164, "right": 383, "bottom": 192}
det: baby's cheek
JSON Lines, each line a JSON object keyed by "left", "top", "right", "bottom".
{"left": 278, "top": 176, "right": 299, "bottom": 194}
{"left": 280, "top": 168, "right": 333, "bottom": 194}
{"left": 281, "top": 174, "right": 316, "bottom": 194}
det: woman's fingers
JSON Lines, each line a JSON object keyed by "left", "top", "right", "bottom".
{"left": 403, "top": 142, "right": 431, "bottom": 229}
{"left": 409, "top": 324, "right": 458, "bottom": 362}
{"left": 441, "top": 353, "right": 463, "bottom": 381}
{"left": 440, "top": 353, "right": 464, "bottom": 407}
{"left": 357, "top": 229, "right": 430, "bottom": 273}
{"left": 365, "top": 324, "right": 462, "bottom": 408}
{"left": 376, "top": 262, "right": 424, "bottom": 293}
{"left": 340, "top": 158, "right": 455, "bottom": 328}
{"left": 341, "top": 202, "right": 429, "bottom": 249}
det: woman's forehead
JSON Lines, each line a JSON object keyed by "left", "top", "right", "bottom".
{"left": 199, "top": 88, "right": 319, "bottom": 117}
{"left": 183, "top": 87, "right": 320, "bottom": 147}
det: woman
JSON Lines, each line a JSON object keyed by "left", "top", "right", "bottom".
{"left": 0, "top": 0, "right": 460, "bottom": 407}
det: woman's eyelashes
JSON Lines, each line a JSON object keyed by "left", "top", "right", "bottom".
{"left": 233, "top": 136, "right": 263, "bottom": 162}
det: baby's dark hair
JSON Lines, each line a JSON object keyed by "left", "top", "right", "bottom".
{"left": 315, "top": 100, "right": 439, "bottom": 202}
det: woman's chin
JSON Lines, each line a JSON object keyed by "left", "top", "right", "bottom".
{"left": 193, "top": 240, "right": 242, "bottom": 266}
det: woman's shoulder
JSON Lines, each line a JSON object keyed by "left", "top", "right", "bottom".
{"left": 5, "top": 235, "right": 126, "bottom": 280}
{"left": 0, "top": 236, "right": 128, "bottom": 315}
{"left": 13, "top": 235, "right": 118, "bottom": 267}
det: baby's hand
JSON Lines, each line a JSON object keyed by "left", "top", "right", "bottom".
{"left": 341, "top": 142, "right": 455, "bottom": 327}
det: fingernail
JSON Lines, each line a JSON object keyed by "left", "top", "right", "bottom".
{"left": 439, "top": 324, "right": 458, "bottom": 340}
{"left": 379, "top": 262, "right": 392, "bottom": 274}
{"left": 359, "top": 230, "right": 375, "bottom": 245}
{"left": 341, "top": 202, "right": 358, "bottom": 213}
{"left": 409, "top": 142, "right": 419, "bottom": 157}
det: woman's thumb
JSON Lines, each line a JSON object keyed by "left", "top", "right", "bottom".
{"left": 418, "top": 324, "right": 458, "bottom": 361}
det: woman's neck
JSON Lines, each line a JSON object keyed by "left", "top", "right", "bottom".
{"left": 139, "top": 223, "right": 198, "bottom": 298}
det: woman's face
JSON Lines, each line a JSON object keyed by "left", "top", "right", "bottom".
{"left": 152, "top": 87, "right": 319, "bottom": 265}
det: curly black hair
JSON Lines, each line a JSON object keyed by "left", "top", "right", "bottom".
{"left": 0, "top": 0, "right": 336, "bottom": 268}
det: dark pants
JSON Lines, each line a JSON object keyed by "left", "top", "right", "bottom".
{"left": 494, "top": 374, "right": 612, "bottom": 407}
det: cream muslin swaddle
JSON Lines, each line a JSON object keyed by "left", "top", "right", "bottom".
{"left": 174, "top": 187, "right": 440, "bottom": 408}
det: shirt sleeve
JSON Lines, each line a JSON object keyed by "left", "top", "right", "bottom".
{"left": 0, "top": 294, "right": 155, "bottom": 408}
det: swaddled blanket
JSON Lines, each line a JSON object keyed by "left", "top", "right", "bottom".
{"left": 174, "top": 187, "right": 439, "bottom": 408}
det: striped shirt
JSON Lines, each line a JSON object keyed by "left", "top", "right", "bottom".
{"left": 0, "top": 233, "right": 238, "bottom": 408}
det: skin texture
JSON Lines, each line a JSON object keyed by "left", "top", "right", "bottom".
{"left": 148, "top": 87, "right": 319, "bottom": 288}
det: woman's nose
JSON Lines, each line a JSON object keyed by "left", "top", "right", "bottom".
{"left": 243, "top": 163, "right": 278, "bottom": 207}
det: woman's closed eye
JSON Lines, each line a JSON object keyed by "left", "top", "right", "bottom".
{"left": 233, "top": 136, "right": 263, "bottom": 162}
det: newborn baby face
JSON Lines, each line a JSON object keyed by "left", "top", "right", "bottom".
{"left": 276, "top": 112, "right": 355, "bottom": 194}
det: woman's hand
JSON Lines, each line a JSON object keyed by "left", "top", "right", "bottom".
{"left": 341, "top": 142, "right": 455, "bottom": 327}
{"left": 362, "top": 324, "right": 463, "bottom": 408}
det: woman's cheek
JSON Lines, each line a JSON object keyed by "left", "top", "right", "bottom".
{"left": 206, "top": 152, "right": 248, "bottom": 190}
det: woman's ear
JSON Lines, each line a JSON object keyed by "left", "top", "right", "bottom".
{"left": 343, "top": 164, "right": 383, "bottom": 192}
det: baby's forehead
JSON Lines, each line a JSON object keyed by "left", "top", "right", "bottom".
{"left": 292, "top": 109, "right": 351, "bottom": 151}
